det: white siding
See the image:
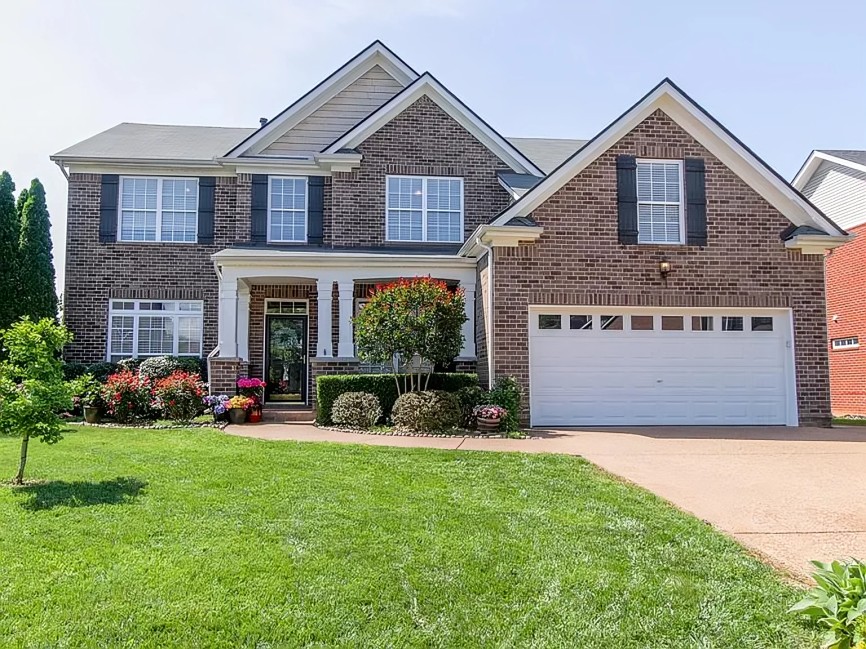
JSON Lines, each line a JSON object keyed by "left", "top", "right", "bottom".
{"left": 801, "top": 160, "right": 866, "bottom": 230}
{"left": 261, "top": 65, "right": 404, "bottom": 155}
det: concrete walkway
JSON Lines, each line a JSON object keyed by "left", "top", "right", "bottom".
{"left": 226, "top": 423, "right": 866, "bottom": 578}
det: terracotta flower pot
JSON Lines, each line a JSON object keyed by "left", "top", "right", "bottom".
{"left": 228, "top": 408, "right": 248, "bottom": 425}
{"left": 83, "top": 406, "right": 101, "bottom": 424}
{"left": 476, "top": 416, "right": 501, "bottom": 434}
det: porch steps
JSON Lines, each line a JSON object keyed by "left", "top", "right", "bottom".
{"left": 262, "top": 406, "right": 316, "bottom": 424}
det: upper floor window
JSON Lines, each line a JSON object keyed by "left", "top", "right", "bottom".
{"left": 269, "top": 177, "right": 307, "bottom": 243}
{"left": 119, "top": 177, "right": 198, "bottom": 242}
{"left": 386, "top": 176, "right": 463, "bottom": 243}
{"left": 636, "top": 160, "right": 684, "bottom": 244}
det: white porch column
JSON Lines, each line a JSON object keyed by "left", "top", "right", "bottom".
{"left": 218, "top": 279, "right": 238, "bottom": 358}
{"left": 316, "top": 279, "right": 334, "bottom": 357}
{"left": 236, "top": 283, "right": 250, "bottom": 361}
{"left": 337, "top": 282, "right": 355, "bottom": 358}
{"left": 459, "top": 282, "right": 476, "bottom": 358}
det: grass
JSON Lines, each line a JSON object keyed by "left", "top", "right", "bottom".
{"left": 0, "top": 427, "right": 817, "bottom": 648}
{"left": 833, "top": 416, "right": 866, "bottom": 426}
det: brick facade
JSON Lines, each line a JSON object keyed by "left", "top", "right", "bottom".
{"left": 63, "top": 174, "right": 243, "bottom": 364}
{"left": 491, "top": 110, "right": 831, "bottom": 426}
{"left": 825, "top": 222, "right": 866, "bottom": 415}
{"left": 328, "top": 95, "right": 512, "bottom": 247}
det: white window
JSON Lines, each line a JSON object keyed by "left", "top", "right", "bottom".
{"left": 119, "top": 177, "right": 198, "bottom": 242}
{"left": 832, "top": 336, "right": 859, "bottom": 350}
{"left": 386, "top": 176, "right": 463, "bottom": 243}
{"left": 636, "top": 160, "right": 684, "bottom": 244}
{"left": 269, "top": 177, "right": 307, "bottom": 242}
{"left": 107, "top": 300, "right": 203, "bottom": 362}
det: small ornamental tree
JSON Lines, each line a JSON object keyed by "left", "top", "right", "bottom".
{"left": 353, "top": 277, "right": 466, "bottom": 394}
{"left": 0, "top": 318, "right": 74, "bottom": 484}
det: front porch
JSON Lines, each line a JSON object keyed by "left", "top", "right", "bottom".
{"left": 208, "top": 249, "right": 478, "bottom": 408}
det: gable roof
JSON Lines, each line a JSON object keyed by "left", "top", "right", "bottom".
{"left": 322, "top": 73, "right": 543, "bottom": 176}
{"left": 793, "top": 149, "right": 866, "bottom": 190}
{"left": 489, "top": 78, "right": 846, "bottom": 237}
{"left": 224, "top": 41, "right": 418, "bottom": 158}
{"left": 52, "top": 123, "right": 255, "bottom": 164}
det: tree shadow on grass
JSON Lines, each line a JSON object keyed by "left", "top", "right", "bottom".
{"left": 14, "top": 477, "right": 147, "bottom": 511}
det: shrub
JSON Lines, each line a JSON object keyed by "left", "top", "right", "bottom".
{"left": 116, "top": 358, "right": 143, "bottom": 373}
{"left": 789, "top": 559, "right": 866, "bottom": 648}
{"left": 86, "top": 361, "right": 118, "bottom": 383}
{"left": 72, "top": 374, "right": 104, "bottom": 409}
{"left": 61, "top": 361, "right": 89, "bottom": 381}
{"left": 101, "top": 371, "right": 152, "bottom": 423}
{"left": 331, "top": 392, "right": 382, "bottom": 429}
{"left": 316, "top": 373, "right": 477, "bottom": 425}
{"left": 391, "top": 390, "right": 460, "bottom": 432}
{"left": 486, "top": 376, "right": 522, "bottom": 432}
{"left": 455, "top": 385, "right": 486, "bottom": 428}
{"left": 138, "top": 356, "right": 184, "bottom": 381}
{"left": 152, "top": 371, "right": 206, "bottom": 422}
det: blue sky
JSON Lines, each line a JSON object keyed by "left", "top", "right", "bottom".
{"left": 1, "top": 0, "right": 864, "bottom": 289}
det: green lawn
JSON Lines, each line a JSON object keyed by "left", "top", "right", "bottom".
{"left": 0, "top": 428, "right": 817, "bottom": 648}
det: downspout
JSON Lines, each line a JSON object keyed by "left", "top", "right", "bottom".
{"left": 53, "top": 160, "right": 69, "bottom": 180}
{"left": 476, "top": 237, "right": 494, "bottom": 387}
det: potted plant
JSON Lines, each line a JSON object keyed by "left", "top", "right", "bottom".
{"left": 237, "top": 377, "right": 266, "bottom": 423}
{"left": 227, "top": 395, "right": 253, "bottom": 424}
{"left": 75, "top": 375, "right": 104, "bottom": 424}
{"left": 473, "top": 404, "right": 507, "bottom": 434}
{"left": 203, "top": 394, "right": 230, "bottom": 422}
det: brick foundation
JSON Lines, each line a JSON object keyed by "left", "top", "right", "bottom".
{"left": 207, "top": 357, "right": 249, "bottom": 395}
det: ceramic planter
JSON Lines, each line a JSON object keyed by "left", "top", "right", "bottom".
{"left": 83, "top": 406, "right": 101, "bottom": 424}
{"left": 476, "top": 416, "right": 501, "bottom": 434}
{"left": 228, "top": 408, "right": 248, "bottom": 425}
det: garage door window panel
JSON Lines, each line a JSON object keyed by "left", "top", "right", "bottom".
{"left": 661, "top": 315, "right": 684, "bottom": 331}
{"left": 722, "top": 316, "right": 744, "bottom": 332}
{"left": 751, "top": 317, "right": 773, "bottom": 332}
{"left": 538, "top": 314, "right": 561, "bottom": 330}
{"left": 600, "top": 315, "right": 624, "bottom": 331}
{"left": 569, "top": 315, "right": 592, "bottom": 330}
{"left": 692, "top": 316, "right": 714, "bottom": 331}
{"left": 631, "top": 315, "right": 654, "bottom": 331}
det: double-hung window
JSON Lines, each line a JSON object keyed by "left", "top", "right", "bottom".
{"left": 636, "top": 160, "right": 684, "bottom": 244}
{"left": 269, "top": 177, "right": 307, "bottom": 243}
{"left": 119, "top": 177, "right": 198, "bottom": 242}
{"left": 386, "top": 176, "right": 463, "bottom": 243}
{"left": 107, "top": 300, "right": 203, "bottom": 362}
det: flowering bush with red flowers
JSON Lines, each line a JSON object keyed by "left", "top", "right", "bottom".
{"left": 101, "top": 371, "right": 152, "bottom": 423}
{"left": 153, "top": 371, "right": 206, "bottom": 422}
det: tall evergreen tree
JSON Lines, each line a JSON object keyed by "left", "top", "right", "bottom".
{"left": 0, "top": 171, "right": 19, "bottom": 331}
{"left": 18, "top": 179, "right": 57, "bottom": 321}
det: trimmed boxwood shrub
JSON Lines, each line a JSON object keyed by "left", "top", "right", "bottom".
{"left": 316, "top": 373, "right": 477, "bottom": 425}
{"left": 455, "top": 385, "right": 486, "bottom": 428}
{"left": 331, "top": 392, "right": 382, "bottom": 429}
{"left": 391, "top": 390, "right": 461, "bottom": 432}
{"left": 85, "top": 362, "right": 118, "bottom": 383}
{"left": 61, "top": 361, "right": 89, "bottom": 381}
{"left": 139, "top": 356, "right": 204, "bottom": 381}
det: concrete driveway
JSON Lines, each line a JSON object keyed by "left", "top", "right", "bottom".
{"left": 228, "top": 423, "right": 866, "bottom": 579}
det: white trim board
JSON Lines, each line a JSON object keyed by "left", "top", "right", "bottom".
{"left": 324, "top": 73, "right": 543, "bottom": 176}
{"left": 792, "top": 150, "right": 866, "bottom": 190}
{"left": 491, "top": 79, "right": 846, "bottom": 238}
{"left": 225, "top": 41, "right": 418, "bottom": 158}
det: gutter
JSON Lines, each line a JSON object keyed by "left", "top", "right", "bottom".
{"left": 53, "top": 159, "right": 69, "bottom": 180}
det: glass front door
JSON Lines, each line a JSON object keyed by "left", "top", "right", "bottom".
{"left": 265, "top": 315, "right": 307, "bottom": 403}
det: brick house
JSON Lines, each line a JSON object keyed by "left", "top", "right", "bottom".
{"left": 53, "top": 41, "right": 847, "bottom": 426}
{"left": 794, "top": 150, "right": 866, "bottom": 415}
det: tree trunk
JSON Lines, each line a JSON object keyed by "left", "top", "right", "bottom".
{"left": 13, "top": 434, "right": 29, "bottom": 485}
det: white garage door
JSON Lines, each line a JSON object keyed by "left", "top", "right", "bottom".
{"left": 529, "top": 308, "right": 796, "bottom": 427}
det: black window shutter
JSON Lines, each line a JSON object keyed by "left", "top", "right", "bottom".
{"left": 251, "top": 174, "right": 268, "bottom": 243}
{"left": 99, "top": 174, "right": 119, "bottom": 243}
{"left": 197, "top": 177, "right": 215, "bottom": 244}
{"left": 616, "top": 155, "right": 638, "bottom": 245}
{"left": 685, "top": 158, "right": 707, "bottom": 246}
{"left": 307, "top": 177, "right": 324, "bottom": 245}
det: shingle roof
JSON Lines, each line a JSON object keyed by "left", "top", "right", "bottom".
{"left": 52, "top": 123, "right": 588, "bottom": 173}
{"left": 819, "top": 150, "right": 866, "bottom": 166}
{"left": 52, "top": 123, "right": 257, "bottom": 162}
{"left": 506, "top": 137, "right": 588, "bottom": 174}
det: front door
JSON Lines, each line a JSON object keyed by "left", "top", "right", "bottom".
{"left": 265, "top": 315, "right": 307, "bottom": 403}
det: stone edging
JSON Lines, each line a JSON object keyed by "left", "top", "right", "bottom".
{"left": 69, "top": 421, "right": 227, "bottom": 431}
{"left": 317, "top": 424, "right": 528, "bottom": 439}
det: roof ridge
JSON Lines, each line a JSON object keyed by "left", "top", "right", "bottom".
{"left": 118, "top": 122, "right": 255, "bottom": 130}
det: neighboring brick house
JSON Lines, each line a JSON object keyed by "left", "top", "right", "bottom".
{"left": 794, "top": 150, "right": 866, "bottom": 415}
{"left": 52, "top": 41, "right": 847, "bottom": 426}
